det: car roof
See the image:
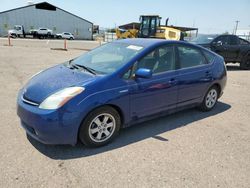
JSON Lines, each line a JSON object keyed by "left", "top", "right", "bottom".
{"left": 113, "top": 38, "right": 212, "bottom": 54}
{"left": 113, "top": 38, "right": 175, "bottom": 47}
{"left": 113, "top": 38, "right": 199, "bottom": 49}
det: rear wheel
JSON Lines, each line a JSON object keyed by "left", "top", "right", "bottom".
{"left": 79, "top": 106, "right": 121, "bottom": 147}
{"left": 199, "top": 86, "right": 219, "bottom": 111}
{"left": 240, "top": 54, "right": 250, "bottom": 70}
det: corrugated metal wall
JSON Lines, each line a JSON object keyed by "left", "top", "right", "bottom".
{"left": 0, "top": 5, "right": 93, "bottom": 40}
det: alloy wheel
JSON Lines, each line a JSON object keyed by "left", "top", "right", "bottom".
{"left": 88, "top": 113, "right": 116, "bottom": 143}
{"left": 205, "top": 89, "right": 218, "bottom": 108}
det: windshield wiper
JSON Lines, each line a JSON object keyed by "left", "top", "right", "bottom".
{"left": 67, "top": 60, "right": 97, "bottom": 75}
{"left": 73, "top": 63, "right": 97, "bottom": 75}
{"left": 67, "top": 60, "right": 79, "bottom": 69}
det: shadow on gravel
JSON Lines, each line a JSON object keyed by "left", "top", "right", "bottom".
{"left": 27, "top": 101, "right": 231, "bottom": 160}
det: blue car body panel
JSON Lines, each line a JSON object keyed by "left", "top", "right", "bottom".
{"left": 17, "top": 39, "right": 227, "bottom": 145}
{"left": 128, "top": 70, "right": 178, "bottom": 119}
{"left": 23, "top": 64, "right": 96, "bottom": 103}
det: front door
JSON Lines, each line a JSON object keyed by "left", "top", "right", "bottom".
{"left": 225, "top": 35, "right": 241, "bottom": 61}
{"left": 211, "top": 35, "right": 230, "bottom": 61}
{"left": 128, "top": 45, "right": 178, "bottom": 119}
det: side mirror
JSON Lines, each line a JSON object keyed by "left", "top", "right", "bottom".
{"left": 214, "top": 40, "right": 222, "bottom": 46}
{"left": 217, "top": 41, "right": 223, "bottom": 46}
{"left": 212, "top": 41, "right": 222, "bottom": 46}
{"left": 135, "top": 68, "right": 152, "bottom": 79}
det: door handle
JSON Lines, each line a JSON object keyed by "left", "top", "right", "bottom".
{"left": 205, "top": 71, "right": 212, "bottom": 78}
{"left": 205, "top": 70, "right": 211, "bottom": 75}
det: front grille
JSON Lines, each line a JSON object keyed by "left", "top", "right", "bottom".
{"left": 22, "top": 95, "right": 39, "bottom": 106}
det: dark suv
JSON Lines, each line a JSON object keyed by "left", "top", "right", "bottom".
{"left": 192, "top": 35, "right": 250, "bottom": 69}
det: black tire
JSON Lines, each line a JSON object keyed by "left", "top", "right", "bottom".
{"left": 79, "top": 106, "right": 121, "bottom": 147}
{"left": 69, "top": 37, "right": 73, "bottom": 40}
{"left": 199, "top": 86, "right": 219, "bottom": 112}
{"left": 240, "top": 54, "right": 250, "bottom": 70}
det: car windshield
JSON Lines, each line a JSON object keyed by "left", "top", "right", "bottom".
{"left": 71, "top": 42, "right": 144, "bottom": 74}
{"left": 191, "top": 35, "right": 217, "bottom": 44}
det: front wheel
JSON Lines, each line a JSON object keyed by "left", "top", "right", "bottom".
{"left": 199, "top": 86, "right": 219, "bottom": 111}
{"left": 79, "top": 106, "right": 121, "bottom": 147}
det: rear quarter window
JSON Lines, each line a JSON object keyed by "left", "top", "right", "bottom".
{"left": 203, "top": 50, "right": 216, "bottom": 64}
{"left": 178, "top": 46, "right": 207, "bottom": 69}
{"left": 239, "top": 39, "right": 250, "bottom": 45}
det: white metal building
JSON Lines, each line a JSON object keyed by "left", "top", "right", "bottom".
{"left": 0, "top": 2, "right": 93, "bottom": 40}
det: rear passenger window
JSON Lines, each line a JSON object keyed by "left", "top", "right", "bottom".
{"left": 239, "top": 39, "right": 249, "bottom": 45}
{"left": 178, "top": 46, "right": 206, "bottom": 69}
{"left": 203, "top": 50, "right": 215, "bottom": 64}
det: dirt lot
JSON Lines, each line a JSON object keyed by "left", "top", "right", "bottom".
{"left": 0, "top": 38, "right": 249, "bottom": 188}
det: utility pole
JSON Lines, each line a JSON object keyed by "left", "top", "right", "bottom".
{"left": 234, "top": 20, "right": 240, "bottom": 35}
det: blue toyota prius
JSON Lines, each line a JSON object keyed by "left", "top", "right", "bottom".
{"left": 17, "top": 39, "right": 227, "bottom": 147}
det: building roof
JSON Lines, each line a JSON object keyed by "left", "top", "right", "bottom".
{"left": 0, "top": 2, "right": 93, "bottom": 25}
{"left": 119, "top": 22, "right": 140, "bottom": 30}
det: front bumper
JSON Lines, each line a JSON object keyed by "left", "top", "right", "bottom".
{"left": 16, "top": 90, "right": 82, "bottom": 145}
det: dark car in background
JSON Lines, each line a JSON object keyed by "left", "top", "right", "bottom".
{"left": 192, "top": 34, "right": 250, "bottom": 69}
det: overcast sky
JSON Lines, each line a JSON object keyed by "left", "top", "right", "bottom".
{"left": 1, "top": 0, "right": 250, "bottom": 34}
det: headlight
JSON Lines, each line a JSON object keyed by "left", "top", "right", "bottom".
{"left": 39, "top": 87, "right": 85, "bottom": 110}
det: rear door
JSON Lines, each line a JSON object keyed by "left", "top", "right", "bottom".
{"left": 176, "top": 45, "right": 213, "bottom": 107}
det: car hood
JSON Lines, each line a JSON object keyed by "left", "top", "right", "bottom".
{"left": 23, "top": 64, "right": 96, "bottom": 104}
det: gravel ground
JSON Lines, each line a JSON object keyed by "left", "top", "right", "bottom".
{"left": 0, "top": 39, "right": 249, "bottom": 188}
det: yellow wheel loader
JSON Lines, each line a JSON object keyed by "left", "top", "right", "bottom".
{"left": 116, "top": 28, "right": 138, "bottom": 39}
{"left": 116, "top": 15, "right": 198, "bottom": 41}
